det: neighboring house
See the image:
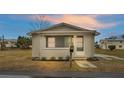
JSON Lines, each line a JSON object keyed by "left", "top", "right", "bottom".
{"left": 100, "top": 38, "right": 124, "bottom": 49}
{"left": 0, "top": 39, "right": 17, "bottom": 49}
{"left": 28, "top": 22, "right": 99, "bottom": 60}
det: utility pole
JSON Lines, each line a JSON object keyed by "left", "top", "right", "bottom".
{"left": 1, "top": 35, "right": 5, "bottom": 50}
{"left": 0, "top": 36, "right": 1, "bottom": 50}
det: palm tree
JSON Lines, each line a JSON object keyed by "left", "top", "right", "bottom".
{"left": 17, "top": 36, "right": 31, "bottom": 49}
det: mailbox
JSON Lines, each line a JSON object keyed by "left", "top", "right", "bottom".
{"left": 70, "top": 45, "right": 74, "bottom": 53}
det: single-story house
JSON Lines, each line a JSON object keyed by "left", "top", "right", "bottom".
{"left": 100, "top": 38, "right": 124, "bottom": 49}
{"left": 0, "top": 39, "right": 17, "bottom": 49}
{"left": 28, "top": 22, "right": 100, "bottom": 60}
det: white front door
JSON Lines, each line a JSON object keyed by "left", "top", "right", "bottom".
{"left": 74, "top": 36, "right": 84, "bottom": 57}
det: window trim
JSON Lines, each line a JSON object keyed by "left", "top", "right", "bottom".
{"left": 47, "top": 37, "right": 55, "bottom": 48}
{"left": 45, "top": 36, "right": 71, "bottom": 48}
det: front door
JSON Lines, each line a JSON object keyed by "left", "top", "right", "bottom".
{"left": 74, "top": 36, "right": 84, "bottom": 57}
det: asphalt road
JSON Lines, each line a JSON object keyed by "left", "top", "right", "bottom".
{"left": 0, "top": 71, "right": 124, "bottom": 78}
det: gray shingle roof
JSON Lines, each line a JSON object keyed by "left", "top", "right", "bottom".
{"left": 27, "top": 22, "right": 99, "bottom": 35}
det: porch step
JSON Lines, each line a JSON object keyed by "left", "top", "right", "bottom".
{"left": 73, "top": 57, "right": 87, "bottom": 60}
{"left": 75, "top": 60, "right": 97, "bottom": 68}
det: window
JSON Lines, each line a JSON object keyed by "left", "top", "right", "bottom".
{"left": 76, "top": 36, "right": 84, "bottom": 51}
{"left": 47, "top": 37, "right": 55, "bottom": 48}
{"left": 46, "top": 36, "right": 72, "bottom": 48}
{"left": 55, "top": 37, "right": 65, "bottom": 47}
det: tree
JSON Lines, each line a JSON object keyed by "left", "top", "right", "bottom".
{"left": 121, "top": 34, "right": 124, "bottom": 39}
{"left": 29, "top": 15, "right": 51, "bottom": 31}
{"left": 95, "top": 41, "right": 99, "bottom": 48}
{"left": 0, "top": 35, "right": 6, "bottom": 50}
{"left": 17, "top": 36, "right": 32, "bottom": 49}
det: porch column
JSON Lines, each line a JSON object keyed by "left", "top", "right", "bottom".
{"left": 73, "top": 35, "right": 77, "bottom": 57}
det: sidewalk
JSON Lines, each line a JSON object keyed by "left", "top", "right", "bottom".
{"left": 75, "top": 60, "right": 97, "bottom": 68}
{"left": 95, "top": 54, "right": 124, "bottom": 61}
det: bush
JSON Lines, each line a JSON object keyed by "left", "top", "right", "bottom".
{"left": 65, "top": 56, "right": 69, "bottom": 61}
{"left": 41, "top": 57, "right": 47, "bottom": 60}
{"left": 51, "top": 57, "right": 56, "bottom": 60}
{"left": 108, "top": 45, "right": 116, "bottom": 51}
{"left": 58, "top": 57, "right": 63, "bottom": 60}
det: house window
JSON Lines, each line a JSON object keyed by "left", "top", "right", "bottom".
{"left": 119, "top": 45, "right": 122, "bottom": 48}
{"left": 46, "top": 36, "right": 72, "bottom": 48}
{"left": 47, "top": 37, "right": 55, "bottom": 48}
{"left": 76, "top": 36, "right": 84, "bottom": 51}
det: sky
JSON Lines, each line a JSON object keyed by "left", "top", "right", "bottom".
{"left": 0, "top": 14, "right": 124, "bottom": 41}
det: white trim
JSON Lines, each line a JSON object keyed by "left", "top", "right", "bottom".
{"left": 73, "top": 35, "right": 85, "bottom": 57}
{"left": 39, "top": 35, "right": 42, "bottom": 59}
{"left": 38, "top": 31, "right": 95, "bottom": 34}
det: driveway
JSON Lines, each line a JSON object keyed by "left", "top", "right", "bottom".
{"left": 95, "top": 54, "right": 124, "bottom": 61}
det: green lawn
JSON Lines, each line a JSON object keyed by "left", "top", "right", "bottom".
{"left": 0, "top": 49, "right": 124, "bottom": 72}
{"left": 95, "top": 48, "right": 124, "bottom": 58}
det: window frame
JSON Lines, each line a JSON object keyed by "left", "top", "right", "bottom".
{"left": 46, "top": 37, "right": 55, "bottom": 48}
{"left": 45, "top": 36, "right": 72, "bottom": 49}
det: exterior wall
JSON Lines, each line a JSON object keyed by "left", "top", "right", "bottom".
{"left": 0, "top": 42, "right": 17, "bottom": 49}
{"left": 107, "top": 43, "right": 124, "bottom": 49}
{"left": 32, "top": 30, "right": 96, "bottom": 59}
{"left": 5, "top": 42, "right": 17, "bottom": 48}
{"left": 40, "top": 35, "right": 70, "bottom": 59}
{"left": 84, "top": 33, "right": 94, "bottom": 57}
{"left": 41, "top": 49, "right": 70, "bottom": 59}
{"left": 32, "top": 34, "right": 41, "bottom": 57}
{"left": 100, "top": 40, "right": 124, "bottom": 49}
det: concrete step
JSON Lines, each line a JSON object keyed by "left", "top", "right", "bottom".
{"left": 75, "top": 60, "right": 97, "bottom": 68}
{"left": 73, "top": 57, "right": 87, "bottom": 60}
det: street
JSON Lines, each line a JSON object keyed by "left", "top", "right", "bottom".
{"left": 0, "top": 71, "right": 124, "bottom": 78}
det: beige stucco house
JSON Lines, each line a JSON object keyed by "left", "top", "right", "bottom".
{"left": 100, "top": 38, "right": 124, "bottom": 49}
{"left": 28, "top": 22, "right": 99, "bottom": 60}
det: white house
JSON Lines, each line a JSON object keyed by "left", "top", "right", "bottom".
{"left": 0, "top": 39, "right": 17, "bottom": 49}
{"left": 100, "top": 38, "right": 124, "bottom": 49}
{"left": 28, "top": 23, "right": 99, "bottom": 60}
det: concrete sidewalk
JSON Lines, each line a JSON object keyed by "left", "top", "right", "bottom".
{"left": 75, "top": 60, "right": 97, "bottom": 68}
{"left": 95, "top": 54, "right": 124, "bottom": 61}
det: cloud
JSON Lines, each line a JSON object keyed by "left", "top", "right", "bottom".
{"left": 29, "top": 14, "right": 120, "bottom": 30}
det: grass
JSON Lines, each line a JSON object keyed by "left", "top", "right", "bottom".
{"left": 0, "top": 49, "right": 81, "bottom": 72}
{"left": 0, "top": 49, "right": 124, "bottom": 72}
{"left": 95, "top": 48, "right": 124, "bottom": 58}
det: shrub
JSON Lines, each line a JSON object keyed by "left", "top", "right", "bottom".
{"left": 87, "top": 57, "right": 99, "bottom": 61}
{"left": 108, "top": 45, "right": 116, "bottom": 51}
{"left": 41, "top": 57, "right": 46, "bottom": 60}
{"left": 32, "top": 57, "right": 40, "bottom": 61}
{"left": 65, "top": 56, "right": 69, "bottom": 61}
{"left": 51, "top": 57, "right": 56, "bottom": 60}
{"left": 58, "top": 57, "right": 63, "bottom": 61}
